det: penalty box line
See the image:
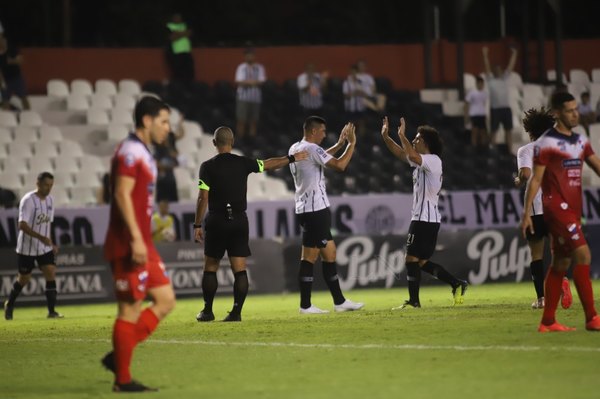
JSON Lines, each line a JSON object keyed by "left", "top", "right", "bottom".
{"left": 2, "top": 337, "right": 600, "bottom": 354}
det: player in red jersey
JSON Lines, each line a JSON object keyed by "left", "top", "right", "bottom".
{"left": 520, "top": 92, "right": 600, "bottom": 333}
{"left": 100, "top": 96, "right": 176, "bottom": 391}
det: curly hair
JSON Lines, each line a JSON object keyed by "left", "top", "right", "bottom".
{"left": 522, "top": 108, "right": 554, "bottom": 140}
{"left": 417, "top": 125, "right": 443, "bottom": 156}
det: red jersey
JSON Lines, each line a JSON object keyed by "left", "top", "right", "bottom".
{"left": 534, "top": 128, "right": 594, "bottom": 218}
{"left": 104, "top": 134, "right": 158, "bottom": 261}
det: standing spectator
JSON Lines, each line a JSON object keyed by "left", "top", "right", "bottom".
{"left": 154, "top": 126, "right": 179, "bottom": 203}
{"left": 578, "top": 91, "right": 596, "bottom": 135}
{"left": 165, "top": 13, "right": 194, "bottom": 84}
{"left": 194, "top": 126, "right": 308, "bottom": 322}
{"left": 342, "top": 65, "right": 367, "bottom": 135}
{"left": 151, "top": 200, "right": 176, "bottom": 242}
{"left": 4, "top": 172, "right": 62, "bottom": 320}
{"left": 100, "top": 97, "right": 176, "bottom": 392}
{"left": 482, "top": 46, "right": 518, "bottom": 149}
{"left": 520, "top": 92, "right": 600, "bottom": 332}
{"left": 235, "top": 48, "right": 266, "bottom": 140}
{"left": 289, "top": 116, "right": 364, "bottom": 314}
{"left": 515, "top": 108, "right": 572, "bottom": 309}
{"left": 464, "top": 76, "right": 489, "bottom": 147}
{"left": 356, "top": 59, "right": 386, "bottom": 113}
{"left": 0, "top": 36, "right": 30, "bottom": 110}
{"left": 380, "top": 117, "right": 468, "bottom": 309}
{"left": 297, "top": 63, "right": 328, "bottom": 115}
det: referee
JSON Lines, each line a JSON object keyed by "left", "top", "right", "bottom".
{"left": 4, "top": 172, "right": 63, "bottom": 320}
{"left": 194, "top": 126, "right": 307, "bottom": 322}
{"left": 380, "top": 117, "right": 468, "bottom": 309}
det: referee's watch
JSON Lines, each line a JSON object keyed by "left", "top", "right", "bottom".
{"left": 193, "top": 223, "right": 202, "bottom": 228}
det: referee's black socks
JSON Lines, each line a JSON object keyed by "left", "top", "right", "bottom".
{"left": 421, "top": 261, "right": 460, "bottom": 287}
{"left": 299, "top": 260, "right": 314, "bottom": 309}
{"left": 231, "top": 270, "right": 248, "bottom": 315}
{"left": 406, "top": 262, "right": 421, "bottom": 304}
{"left": 45, "top": 280, "right": 57, "bottom": 313}
{"left": 202, "top": 271, "right": 218, "bottom": 312}
{"left": 7, "top": 281, "right": 23, "bottom": 307}
{"left": 322, "top": 261, "right": 345, "bottom": 306}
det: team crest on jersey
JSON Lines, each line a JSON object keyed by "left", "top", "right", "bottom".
{"left": 567, "top": 223, "right": 577, "bottom": 233}
{"left": 556, "top": 140, "right": 567, "bottom": 152}
{"left": 138, "top": 270, "right": 149, "bottom": 283}
{"left": 124, "top": 153, "right": 135, "bottom": 167}
{"left": 560, "top": 202, "right": 568, "bottom": 210}
{"left": 316, "top": 147, "right": 326, "bottom": 158}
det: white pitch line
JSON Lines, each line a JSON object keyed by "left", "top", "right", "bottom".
{"left": 2, "top": 337, "right": 600, "bottom": 353}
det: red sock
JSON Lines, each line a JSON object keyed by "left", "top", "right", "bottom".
{"left": 135, "top": 308, "right": 160, "bottom": 343}
{"left": 541, "top": 267, "right": 566, "bottom": 326}
{"left": 113, "top": 319, "right": 138, "bottom": 384}
{"left": 572, "top": 264, "right": 597, "bottom": 322}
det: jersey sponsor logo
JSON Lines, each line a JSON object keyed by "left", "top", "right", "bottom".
{"left": 572, "top": 234, "right": 580, "bottom": 240}
{"left": 316, "top": 147, "right": 327, "bottom": 158}
{"left": 562, "top": 159, "right": 582, "bottom": 168}
{"left": 567, "top": 169, "right": 581, "bottom": 178}
{"left": 560, "top": 202, "right": 568, "bottom": 210}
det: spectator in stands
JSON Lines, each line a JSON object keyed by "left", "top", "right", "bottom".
{"left": 165, "top": 13, "right": 194, "bottom": 84}
{"left": 482, "top": 46, "right": 518, "bottom": 149}
{"left": 464, "top": 76, "right": 489, "bottom": 147}
{"left": 97, "top": 172, "right": 111, "bottom": 205}
{"left": 343, "top": 65, "right": 367, "bottom": 135}
{"left": 356, "top": 59, "right": 386, "bottom": 113}
{"left": 578, "top": 91, "right": 596, "bottom": 135}
{"left": 297, "top": 63, "right": 328, "bottom": 115}
{"left": 0, "top": 36, "right": 30, "bottom": 110}
{"left": 151, "top": 200, "right": 176, "bottom": 242}
{"left": 0, "top": 186, "right": 17, "bottom": 208}
{"left": 235, "top": 48, "right": 266, "bottom": 140}
{"left": 154, "top": 135, "right": 179, "bottom": 203}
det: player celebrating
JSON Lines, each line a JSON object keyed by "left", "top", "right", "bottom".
{"left": 100, "top": 97, "right": 176, "bottom": 391}
{"left": 521, "top": 92, "right": 600, "bottom": 332}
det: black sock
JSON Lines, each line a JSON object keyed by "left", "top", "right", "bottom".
{"left": 202, "top": 271, "right": 218, "bottom": 312}
{"left": 299, "top": 260, "right": 314, "bottom": 309}
{"left": 421, "top": 261, "right": 460, "bottom": 287}
{"left": 406, "top": 261, "right": 421, "bottom": 304}
{"left": 322, "top": 261, "right": 346, "bottom": 305}
{"left": 530, "top": 259, "right": 545, "bottom": 299}
{"left": 231, "top": 270, "right": 248, "bottom": 315}
{"left": 8, "top": 281, "right": 24, "bottom": 307}
{"left": 45, "top": 280, "right": 57, "bottom": 313}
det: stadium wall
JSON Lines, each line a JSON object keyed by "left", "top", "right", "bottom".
{"left": 21, "top": 39, "right": 600, "bottom": 94}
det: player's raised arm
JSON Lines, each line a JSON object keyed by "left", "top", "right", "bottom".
{"left": 326, "top": 123, "right": 356, "bottom": 172}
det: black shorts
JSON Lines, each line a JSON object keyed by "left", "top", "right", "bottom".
{"left": 204, "top": 212, "right": 251, "bottom": 259}
{"left": 490, "top": 107, "right": 513, "bottom": 131}
{"left": 17, "top": 251, "right": 55, "bottom": 274}
{"left": 405, "top": 221, "right": 440, "bottom": 260}
{"left": 526, "top": 214, "right": 548, "bottom": 241}
{"left": 297, "top": 208, "right": 333, "bottom": 248}
{"left": 470, "top": 115, "right": 486, "bottom": 129}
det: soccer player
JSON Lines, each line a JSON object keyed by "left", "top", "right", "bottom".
{"left": 515, "top": 108, "right": 572, "bottom": 309}
{"left": 289, "top": 116, "right": 364, "bottom": 314}
{"left": 520, "top": 92, "right": 600, "bottom": 332}
{"left": 194, "top": 126, "right": 308, "bottom": 322}
{"left": 100, "top": 97, "right": 176, "bottom": 391}
{"left": 380, "top": 117, "right": 468, "bottom": 309}
{"left": 4, "top": 172, "right": 62, "bottom": 320}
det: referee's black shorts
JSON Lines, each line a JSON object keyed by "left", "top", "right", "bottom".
{"left": 204, "top": 211, "right": 251, "bottom": 259}
{"left": 17, "top": 251, "right": 56, "bottom": 274}
{"left": 405, "top": 221, "right": 440, "bottom": 260}
{"left": 297, "top": 208, "right": 333, "bottom": 248}
{"left": 526, "top": 214, "right": 548, "bottom": 241}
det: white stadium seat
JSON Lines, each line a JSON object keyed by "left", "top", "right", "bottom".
{"left": 59, "top": 140, "right": 84, "bottom": 158}
{"left": 19, "top": 111, "right": 43, "bottom": 127}
{"left": 0, "top": 110, "right": 18, "bottom": 127}
{"left": 95, "top": 79, "right": 118, "bottom": 96}
{"left": 39, "top": 126, "right": 64, "bottom": 143}
{"left": 118, "top": 79, "right": 142, "bottom": 96}
{"left": 90, "top": 93, "right": 114, "bottom": 110}
{"left": 71, "top": 79, "right": 94, "bottom": 96}
{"left": 569, "top": 69, "right": 590, "bottom": 86}
{"left": 47, "top": 79, "right": 70, "bottom": 97}
{"left": 13, "top": 126, "right": 39, "bottom": 144}
{"left": 87, "top": 108, "right": 110, "bottom": 125}
{"left": 28, "top": 157, "right": 54, "bottom": 172}
{"left": 54, "top": 156, "right": 80, "bottom": 173}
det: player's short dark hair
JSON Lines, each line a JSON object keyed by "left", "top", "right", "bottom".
{"left": 37, "top": 171, "right": 54, "bottom": 182}
{"left": 303, "top": 116, "right": 326, "bottom": 133}
{"left": 476, "top": 76, "right": 484, "bottom": 83}
{"left": 550, "top": 92, "right": 575, "bottom": 111}
{"left": 522, "top": 108, "right": 554, "bottom": 140}
{"left": 417, "top": 125, "right": 443, "bottom": 156}
{"left": 134, "top": 96, "right": 170, "bottom": 129}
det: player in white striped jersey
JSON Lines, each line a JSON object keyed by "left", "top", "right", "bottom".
{"left": 4, "top": 172, "right": 63, "bottom": 320}
{"left": 235, "top": 48, "right": 266, "bottom": 139}
{"left": 289, "top": 116, "right": 364, "bottom": 314}
{"left": 380, "top": 117, "right": 467, "bottom": 309}
{"left": 515, "top": 108, "right": 572, "bottom": 310}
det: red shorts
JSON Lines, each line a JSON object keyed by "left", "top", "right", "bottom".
{"left": 111, "top": 254, "right": 171, "bottom": 301}
{"left": 543, "top": 205, "right": 587, "bottom": 258}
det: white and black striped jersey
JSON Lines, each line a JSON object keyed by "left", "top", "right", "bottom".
{"left": 235, "top": 62, "right": 266, "bottom": 103}
{"left": 357, "top": 72, "right": 376, "bottom": 97}
{"left": 297, "top": 72, "right": 323, "bottom": 110}
{"left": 16, "top": 190, "right": 54, "bottom": 256}
{"left": 289, "top": 139, "right": 333, "bottom": 214}
{"left": 517, "top": 142, "right": 543, "bottom": 216}
{"left": 408, "top": 154, "right": 442, "bottom": 223}
{"left": 342, "top": 76, "right": 366, "bottom": 113}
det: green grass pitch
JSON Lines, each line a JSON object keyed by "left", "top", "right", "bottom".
{"left": 1, "top": 282, "right": 599, "bottom": 399}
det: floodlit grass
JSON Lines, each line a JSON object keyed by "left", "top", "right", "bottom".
{"left": 1, "top": 282, "right": 599, "bottom": 399}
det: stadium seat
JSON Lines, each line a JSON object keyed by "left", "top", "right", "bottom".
{"left": 589, "top": 123, "right": 600, "bottom": 146}
{"left": 54, "top": 156, "right": 80, "bottom": 173}
{"left": 51, "top": 187, "right": 71, "bottom": 207}
{"left": 463, "top": 73, "right": 476, "bottom": 92}
{"left": 39, "top": 126, "right": 64, "bottom": 143}
{"left": 507, "top": 71, "right": 523, "bottom": 88}
{"left": 90, "top": 93, "right": 114, "bottom": 110}
{"left": 118, "top": 79, "right": 142, "bottom": 96}
{"left": 95, "top": 79, "right": 118, "bottom": 96}
{"left": 547, "top": 70, "right": 568, "bottom": 83}
{"left": 33, "top": 141, "right": 59, "bottom": 158}
{"left": 70, "top": 186, "right": 98, "bottom": 206}
{"left": 7, "top": 142, "right": 33, "bottom": 158}
{"left": 0, "top": 144, "right": 7, "bottom": 160}
{"left": 106, "top": 123, "right": 130, "bottom": 142}
{"left": 0, "top": 110, "right": 18, "bottom": 127}
{"left": 0, "top": 173, "right": 23, "bottom": 191}
{"left": 114, "top": 93, "right": 136, "bottom": 110}
{"left": 28, "top": 157, "right": 54, "bottom": 173}
{"left": 47, "top": 79, "right": 70, "bottom": 97}
{"left": 52, "top": 171, "right": 75, "bottom": 188}
{"left": 71, "top": 79, "right": 94, "bottom": 96}
{"left": 19, "top": 110, "right": 43, "bottom": 127}
{"left": 59, "top": 140, "right": 84, "bottom": 158}
{"left": 0, "top": 127, "right": 12, "bottom": 143}
{"left": 442, "top": 101, "right": 464, "bottom": 116}
{"left": 111, "top": 108, "right": 134, "bottom": 125}
{"left": 7, "top": 158, "right": 29, "bottom": 174}
{"left": 420, "top": 89, "right": 445, "bottom": 103}
{"left": 23, "top": 171, "right": 43, "bottom": 186}
{"left": 66, "top": 93, "right": 90, "bottom": 111}
{"left": 13, "top": 126, "right": 39, "bottom": 144}
{"left": 568, "top": 83, "right": 587, "bottom": 102}
{"left": 569, "top": 69, "right": 590, "bottom": 86}
{"left": 264, "top": 177, "right": 293, "bottom": 200}
{"left": 87, "top": 108, "right": 110, "bottom": 125}
{"left": 173, "top": 167, "right": 195, "bottom": 200}
{"left": 592, "top": 68, "right": 600, "bottom": 83}
{"left": 74, "top": 169, "right": 103, "bottom": 187}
